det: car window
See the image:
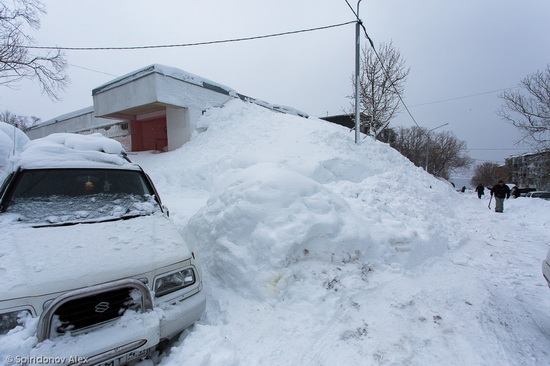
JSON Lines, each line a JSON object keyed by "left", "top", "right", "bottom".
{"left": 2, "top": 169, "right": 161, "bottom": 224}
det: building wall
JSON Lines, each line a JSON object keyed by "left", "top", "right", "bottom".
{"left": 92, "top": 74, "right": 161, "bottom": 118}
{"left": 506, "top": 150, "right": 550, "bottom": 190}
{"left": 166, "top": 107, "right": 189, "bottom": 151}
{"left": 155, "top": 73, "right": 232, "bottom": 111}
{"left": 26, "top": 108, "right": 125, "bottom": 140}
{"left": 92, "top": 70, "right": 233, "bottom": 119}
{"left": 80, "top": 123, "right": 131, "bottom": 151}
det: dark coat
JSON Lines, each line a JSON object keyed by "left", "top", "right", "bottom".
{"left": 491, "top": 183, "right": 511, "bottom": 199}
{"left": 475, "top": 184, "right": 485, "bottom": 195}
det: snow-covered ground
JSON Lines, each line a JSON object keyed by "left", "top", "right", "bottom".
{"left": 2, "top": 99, "right": 550, "bottom": 365}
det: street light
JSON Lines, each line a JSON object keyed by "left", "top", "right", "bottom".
{"left": 425, "top": 122, "right": 449, "bottom": 172}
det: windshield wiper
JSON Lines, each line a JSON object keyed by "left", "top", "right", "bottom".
{"left": 31, "top": 213, "right": 149, "bottom": 228}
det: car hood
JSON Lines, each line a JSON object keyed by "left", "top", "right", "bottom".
{"left": 0, "top": 214, "right": 192, "bottom": 299}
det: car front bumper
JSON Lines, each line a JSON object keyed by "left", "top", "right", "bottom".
{"left": 2, "top": 290, "right": 206, "bottom": 366}
{"left": 158, "top": 288, "right": 207, "bottom": 341}
{"left": 29, "top": 311, "right": 160, "bottom": 366}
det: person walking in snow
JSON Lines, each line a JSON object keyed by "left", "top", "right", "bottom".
{"left": 490, "top": 180, "right": 510, "bottom": 213}
{"left": 475, "top": 183, "right": 484, "bottom": 199}
{"left": 510, "top": 183, "right": 520, "bottom": 198}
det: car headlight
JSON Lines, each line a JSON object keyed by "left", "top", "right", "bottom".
{"left": 154, "top": 268, "right": 196, "bottom": 297}
{"left": 0, "top": 310, "right": 30, "bottom": 335}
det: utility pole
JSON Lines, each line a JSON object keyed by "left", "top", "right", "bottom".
{"left": 425, "top": 122, "right": 449, "bottom": 172}
{"left": 354, "top": 0, "right": 362, "bottom": 144}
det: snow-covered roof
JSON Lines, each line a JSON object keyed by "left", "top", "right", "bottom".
{"left": 273, "top": 104, "right": 309, "bottom": 118}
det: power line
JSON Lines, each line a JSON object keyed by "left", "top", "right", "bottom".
{"left": 20, "top": 21, "right": 356, "bottom": 51}
{"left": 343, "top": 2, "right": 519, "bottom": 129}
{"left": 68, "top": 63, "right": 118, "bottom": 77}
{"left": 361, "top": 26, "right": 420, "bottom": 127}
{"left": 344, "top": 0, "right": 420, "bottom": 128}
{"left": 471, "top": 157, "right": 508, "bottom": 163}
{"left": 344, "top": 0, "right": 360, "bottom": 19}
{"left": 469, "top": 148, "right": 527, "bottom": 151}
{"left": 409, "top": 87, "right": 518, "bottom": 107}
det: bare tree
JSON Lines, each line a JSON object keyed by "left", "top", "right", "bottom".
{"left": 391, "top": 126, "right": 472, "bottom": 179}
{"left": 429, "top": 131, "right": 472, "bottom": 179}
{"left": 391, "top": 126, "right": 425, "bottom": 165}
{"left": 0, "top": 0, "right": 68, "bottom": 100}
{"left": 0, "top": 109, "right": 40, "bottom": 130}
{"left": 497, "top": 65, "right": 550, "bottom": 149}
{"left": 470, "top": 162, "right": 507, "bottom": 187}
{"left": 350, "top": 41, "right": 409, "bottom": 138}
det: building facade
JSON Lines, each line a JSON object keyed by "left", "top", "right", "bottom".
{"left": 505, "top": 149, "right": 550, "bottom": 191}
{"left": 25, "top": 65, "right": 237, "bottom": 152}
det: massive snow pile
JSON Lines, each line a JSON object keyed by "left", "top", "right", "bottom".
{"left": 3, "top": 100, "right": 549, "bottom": 365}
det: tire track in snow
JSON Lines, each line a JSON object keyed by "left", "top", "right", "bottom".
{"left": 298, "top": 303, "right": 355, "bottom": 366}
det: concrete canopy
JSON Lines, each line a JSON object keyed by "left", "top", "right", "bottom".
{"left": 92, "top": 64, "right": 236, "bottom": 121}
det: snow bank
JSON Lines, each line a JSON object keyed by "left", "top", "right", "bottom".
{"left": 138, "top": 99, "right": 459, "bottom": 302}
{"left": 184, "top": 162, "right": 376, "bottom": 299}
{"left": 138, "top": 99, "right": 550, "bottom": 366}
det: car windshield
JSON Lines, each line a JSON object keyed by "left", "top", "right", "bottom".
{"left": 2, "top": 168, "right": 161, "bottom": 225}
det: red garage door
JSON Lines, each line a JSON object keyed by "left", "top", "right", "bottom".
{"left": 130, "top": 117, "right": 167, "bottom": 151}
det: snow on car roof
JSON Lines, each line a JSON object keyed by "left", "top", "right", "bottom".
{"left": 1, "top": 122, "right": 30, "bottom": 165}
{"left": 13, "top": 133, "right": 136, "bottom": 170}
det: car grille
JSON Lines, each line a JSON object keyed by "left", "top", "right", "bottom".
{"left": 37, "top": 279, "right": 154, "bottom": 342}
{"left": 55, "top": 287, "right": 136, "bottom": 334}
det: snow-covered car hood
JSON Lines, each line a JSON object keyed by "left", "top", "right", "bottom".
{"left": 0, "top": 214, "right": 192, "bottom": 299}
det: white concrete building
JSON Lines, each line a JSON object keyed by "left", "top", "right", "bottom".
{"left": 26, "top": 64, "right": 237, "bottom": 152}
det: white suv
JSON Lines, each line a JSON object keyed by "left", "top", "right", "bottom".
{"left": 0, "top": 133, "right": 205, "bottom": 365}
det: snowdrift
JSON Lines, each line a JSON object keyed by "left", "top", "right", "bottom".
{"left": 137, "top": 99, "right": 459, "bottom": 301}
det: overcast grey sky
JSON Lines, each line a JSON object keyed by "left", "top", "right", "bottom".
{"left": 1, "top": 0, "right": 549, "bottom": 166}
